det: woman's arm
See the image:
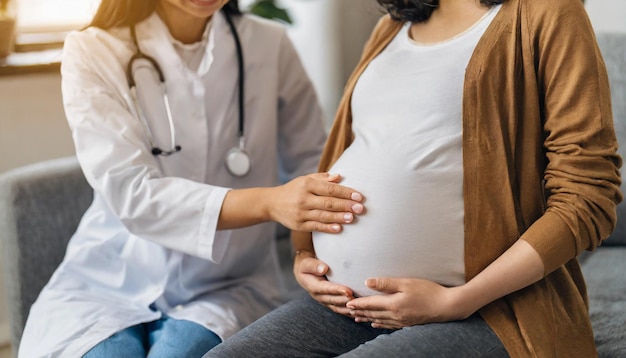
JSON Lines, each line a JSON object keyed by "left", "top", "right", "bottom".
{"left": 346, "top": 240, "right": 543, "bottom": 329}
{"left": 521, "top": 0, "right": 622, "bottom": 273}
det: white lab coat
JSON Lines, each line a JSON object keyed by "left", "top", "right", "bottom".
{"left": 18, "top": 12, "right": 326, "bottom": 358}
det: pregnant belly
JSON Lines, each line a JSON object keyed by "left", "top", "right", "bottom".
{"left": 313, "top": 151, "right": 465, "bottom": 297}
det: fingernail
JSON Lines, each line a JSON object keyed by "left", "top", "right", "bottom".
{"left": 351, "top": 192, "right": 362, "bottom": 201}
{"left": 343, "top": 213, "right": 353, "bottom": 223}
{"left": 332, "top": 224, "right": 341, "bottom": 232}
{"left": 351, "top": 203, "right": 364, "bottom": 214}
{"left": 316, "top": 265, "right": 325, "bottom": 274}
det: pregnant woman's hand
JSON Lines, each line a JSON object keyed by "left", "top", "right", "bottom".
{"left": 269, "top": 173, "right": 364, "bottom": 234}
{"left": 345, "top": 277, "right": 469, "bottom": 329}
{"left": 294, "top": 250, "right": 355, "bottom": 316}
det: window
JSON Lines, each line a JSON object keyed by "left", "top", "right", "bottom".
{"left": 16, "top": 0, "right": 100, "bottom": 33}
{"left": 8, "top": 0, "right": 99, "bottom": 54}
{"left": 0, "top": 0, "right": 100, "bottom": 71}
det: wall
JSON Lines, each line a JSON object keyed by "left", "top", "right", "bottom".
{"left": 0, "top": 73, "right": 74, "bottom": 174}
{"left": 586, "top": 0, "right": 626, "bottom": 33}
{"left": 268, "top": 0, "right": 381, "bottom": 125}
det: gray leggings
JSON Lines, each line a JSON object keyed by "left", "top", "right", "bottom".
{"left": 205, "top": 294, "right": 509, "bottom": 358}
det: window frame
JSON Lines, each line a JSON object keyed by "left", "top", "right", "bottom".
{"left": 12, "top": 0, "right": 99, "bottom": 52}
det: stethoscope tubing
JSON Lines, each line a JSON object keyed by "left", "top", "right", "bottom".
{"left": 127, "top": 10, "right": 249, "bottom": 173}
{"left": 129, "top": 25, "right": 181, "bottom": 156}
{"left": 223, "top": 10, "right": 245, "bottom": 140}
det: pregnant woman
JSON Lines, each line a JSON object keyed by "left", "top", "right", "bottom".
{"left": 206, "top": 0, "right": 622, "bottom": 356}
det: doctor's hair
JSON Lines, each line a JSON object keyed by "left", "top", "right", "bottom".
{"left": 377, "top": 0, "right": 505, "bottom": 22}
{"left": 88, "top": 0, "right": 241, "bottom": 29}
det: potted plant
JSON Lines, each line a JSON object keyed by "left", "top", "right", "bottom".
{"left": 249, "top": 0, "right": 293, "bottom": 24}
{"left": 0, "top": 0, "right": 16, "bottom": 58}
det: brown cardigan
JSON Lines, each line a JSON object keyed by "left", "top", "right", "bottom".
{"left": 317, "top": 0, "right": 622, "bottom": 356}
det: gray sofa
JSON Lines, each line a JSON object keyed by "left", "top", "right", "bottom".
{"left": 578, "top": 32, "right": 626, "bottom": 357}
{"left": 0, "top": 157, "right": 303, "bottom": 356}
{"left": 1, "top": 33, "right": 625, "bottom": 357}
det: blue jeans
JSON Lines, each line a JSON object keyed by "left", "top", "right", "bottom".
{"left": 206, "top": 294, "right": 508, "bottom": 358}
{"left": 83, "top": 316, "right": 222, "bottom": 358}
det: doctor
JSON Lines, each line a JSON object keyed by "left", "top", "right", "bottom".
{"left": 18, "top": 0, "right": 365, "bottom": 357}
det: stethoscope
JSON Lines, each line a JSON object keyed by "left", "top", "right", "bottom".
{"left": 127, "top": 10, "right": 251, "bottom": 177}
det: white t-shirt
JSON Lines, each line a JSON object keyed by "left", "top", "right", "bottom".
{"left": 313, "top": 5, "right": 501, "bottom": 297}
{"left": 170, "top": 18, "right": 213, "bottom": 73}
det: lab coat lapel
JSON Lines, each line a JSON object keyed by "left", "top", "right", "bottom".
{"left": 201, "top": 12, "right": 242, "bottom": 182}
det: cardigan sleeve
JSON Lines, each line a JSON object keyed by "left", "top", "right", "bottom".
{"left": 519, "top": 0, "right": 622, "bottom": 274}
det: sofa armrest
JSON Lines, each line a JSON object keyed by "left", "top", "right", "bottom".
{"left": 0, "top": 156, "right": 93, "bottom": 350}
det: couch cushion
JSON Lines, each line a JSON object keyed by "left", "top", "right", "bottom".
{"left": 596, "top": 33, "right": 626, "bottom": 246}
{"left": 0, "top": 157, "right": 93, "bottom": 350}
{"left": 580, "top": 247, "right": 626, "bottom": 357}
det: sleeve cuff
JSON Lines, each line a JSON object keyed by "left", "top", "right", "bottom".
{"left": 197, "top": 187, "right": 232, "bottom": 263}
{"left": 520, "top": 210, "right": 578, "bottom": 275}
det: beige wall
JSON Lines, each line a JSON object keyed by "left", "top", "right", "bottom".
{"left": 0, "top": 72, "right": 75, "bottom": 174}
{"left": 285, "top": 0, "right": 380, "bottom": 125}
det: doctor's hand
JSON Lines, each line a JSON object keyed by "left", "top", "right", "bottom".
{"left": 345, "top": 278, "right": 470, "bottom": 330}
{"left": 269, "top": 173, "right": 364, "bottom": 234}
{"left": 218, "top": 173, "right": 364, "bottom": 232}
{"left": 294, "top": 250, "right": 355, "bottom": 316}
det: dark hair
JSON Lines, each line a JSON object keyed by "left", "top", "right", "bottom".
{"left": 89, "top": 0, "right": 241, "bottom": 29}
{"left": 377, "top": 0, "right": 505, "bottom": 23}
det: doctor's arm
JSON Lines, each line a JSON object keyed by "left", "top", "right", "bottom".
{"left": 217, "top": 172, "right": 363, "bottom": 233}
{"left": 61, "top": 33, "right": 364, "bottom": 265}
{"left": 217, "top": 27, "right": 367, "bottom": 234}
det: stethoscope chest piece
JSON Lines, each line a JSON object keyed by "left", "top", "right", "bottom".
{"left": 226, "top": 139, "right": 251, "bottom": 177}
